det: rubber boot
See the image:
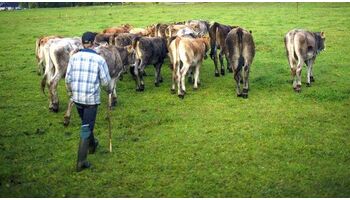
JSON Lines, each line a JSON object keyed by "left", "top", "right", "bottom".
{"left": 88, "top": 132, "right": 99, "bottom": 154}
{"left": 76, "top": 125, "right": 91, "bottom": 172}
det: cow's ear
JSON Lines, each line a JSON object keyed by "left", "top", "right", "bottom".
{"left": 320, "top": 32, "right": 325, "bottom": 39}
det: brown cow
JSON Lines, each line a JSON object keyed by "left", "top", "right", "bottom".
{"left": 284, "top": 29, "right": 325, "bottom": 92}
{"left": 226, "top": 27, "right": 255, "bottom": 99}
{"left": 209, "top": 22, "right": 237, "bottom": 77}
{"left": 102, "top": 24, "right": 133, "bottom": 34}
{"left": 171, "top": 36, "right": 209, "bottom": 98}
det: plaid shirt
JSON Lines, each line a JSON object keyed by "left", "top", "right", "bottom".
{"left": 65, "top": 49, "right": 111, "bottom": 105}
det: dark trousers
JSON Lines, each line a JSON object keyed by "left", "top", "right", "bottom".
{"left": 75, "top": 102, "right": 98, "bottom": 140}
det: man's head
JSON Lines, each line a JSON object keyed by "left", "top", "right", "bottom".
{"left": 82, "top": 32, "right": 97, "bottom": 48}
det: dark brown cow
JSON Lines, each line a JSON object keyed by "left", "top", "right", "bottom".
{"left": 94, "top": 33, "right": 114, "bottom": 45}
{"left": 284, "top": 29, "right": 326, "bottom": 92}
{"left": 226, "top": 27, "right": 255, "bottom": 99}
{"left": 131, "top": 36, "right": 168, "bottom": 91}
{"left": 209, "top": 22, "right": 237, "bottom": 77}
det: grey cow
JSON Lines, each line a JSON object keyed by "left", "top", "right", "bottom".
{"left": 284, "top": 29, "right": 326, "bottom": 92}
{"left": 225, "top": 27, "right": 255, "bottom": 99}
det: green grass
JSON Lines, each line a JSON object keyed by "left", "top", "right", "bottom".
{"left": 0, "top": 2, "right": 350, "bottom": 197}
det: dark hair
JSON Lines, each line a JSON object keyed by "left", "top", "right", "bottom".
{"left": 82, "top": 32, "right": 97, "bottom": 44}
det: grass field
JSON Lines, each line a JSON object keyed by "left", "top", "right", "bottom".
{"left": 0, "top": 2, "right": 350, "bottom": 197}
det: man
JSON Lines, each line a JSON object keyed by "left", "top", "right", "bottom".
{"left": 65, "top": 32, "right": 111, "bottom": 172}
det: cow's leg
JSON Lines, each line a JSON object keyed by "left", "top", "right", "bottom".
{"left": 226, "top": 55, "right": 232, "bottom": 73}
{"left": 212, "top": 47, "right": 220, "bottom": 77}
{"left": 49, "top": 73, "right": 62, "bottom": 113}
{"left": 232, "top": 58, "right": 242, "bottom": 97}
{"left": 306, "top": 59, "right": 314, "bottom": 87}
{"left": 133, "top": 60, "right": 143, "bottom": 92}
{"left": 219, "top": 50, "right": 225, "bottom": 76}
{"left": 188, "top": 67, "right": 193, "bottom": 84}
{"left": 193, "top": 63, "right": 201, "bottom": 90}
{"left": 154, "top": 63, "right": 162, "bottom": 87}
{"left": 310, "top": 57, "right": 315, "bottom": 83}
{"left": 295, "top": 58, "right": 304, "bottom": 92}
{"left": 139, "top": 61, "right": 146, "bottom": 91}
{"left": 109, "top": 77, "right": 118, "bottom": 106}
{"left": 242, "top": 60, "right": 250, "bottom": 99}
{"left": 179, "top": 63, "right": 190, "bottom": 98}
{"left": 63, "top": 99, "right": 74, "bottom": 127}
{"left": 171, "top": 62, "right": 177, "bottom": 94}
{"left": 176, "top": 62, "right": 182, "bottom": 97}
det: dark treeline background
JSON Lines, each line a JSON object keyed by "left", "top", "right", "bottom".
{"left": 18, "top": 2, "right": 125, "bottom": 8}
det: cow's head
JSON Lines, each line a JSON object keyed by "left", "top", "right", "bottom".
{"left": 315, "top": 31, "right": 326, "bottom": 53}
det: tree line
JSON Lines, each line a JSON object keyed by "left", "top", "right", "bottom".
{"left": 19, "top": 2, "right": 123, "bottom": 9}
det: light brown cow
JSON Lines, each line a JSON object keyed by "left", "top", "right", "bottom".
{"left": 225, "top": 27, "right": 255, "bottom": 99}
{"left": 165, "top": 24, "right": 189, "bottom": 38}
{"left": 171, "top": 36, "right": 209, "bottom": 98}
{"left": 35, "top": 35, "right": 62, "bottom": 75}
{"left": 284, "top": 29, "right": 326, "bottom": 92}
{"left": 102, "top": 24, "right": 133, "bottom": 35}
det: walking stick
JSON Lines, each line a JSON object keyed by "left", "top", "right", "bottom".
{"left": 107, "top": 93, "right": 112, "bottom": 152}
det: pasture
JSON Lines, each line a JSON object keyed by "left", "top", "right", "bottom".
{"left": 0, "top": 2, "right": 350, "bottom": 197}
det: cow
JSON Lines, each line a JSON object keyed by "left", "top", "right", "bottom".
{"left": 94, "top": 32, "right": 114, "bottom": 45}
{"left": 284, "top": 29, "right": 326, "bottom": 92}
{"left": 63, "top": 44, "right": 135, "bottom": 126}
{"left": 169, "top": 36, "right": 209, "bottom": 98}
{"left": 185, "top": 19, "right": 210, "bottom": 37}
{"left": 165, "top": 24, "right": 189, "bottom": 39}
{"left": 209, "top": 22, "right": 237, "bottom": 77}
{"left": 102, "top": 24, "right": 133, "bottom": 34}
{"left": 176, "top": 27, "right": 199, "bottom": 38}
{"left": 155, "top": 23, "right": 169, "bottom": 38}
{"left": 41, "top": 37, "right": 83, "bottom": 112}
{"left": 225, "top": 27, "right": 255, "bottom": 99}
{"left": 35, "top": 35, "right": 62, "bottom": 75}
{"left": 130, "top": 36, "right": 168, "bottom": 91}
{"left": 129, "top": 27, "right": 153, "bottom": 37}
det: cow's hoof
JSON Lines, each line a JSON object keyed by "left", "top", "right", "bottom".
{"left": 294, "top": 85, "right": 302, "bottom": 93}
{"left": 306, "top": 83, "right": 311, "bottom": 87}
{"left": 310, "top": 76, "right": 315, "bottom": 82}
{"left": 237, "top": 93, "right": 243, "bottom": 97}
{"left": 63, "top": 117, "right": 70, "bottom": 127}
{"left": 242, "top": 94, "right": 248, "bottom": 99}
{"left": 178, "top": 94, "right": 185, "bottom": 99}
{"left": 170, "top": 89, "right": 176, "bottom": 94}
{"left": 188, "top": 77, "right": 193, "bottom": 83}
{"left": 193, "top": 87, "right": 198, "bottom": 91}
{"left": 111, "top": 100, "right": 117, "bottom": 107}
{"left": 228, "top": 68, "right": 233, "bottom": 73}
{"left": 155, "top": 82, "right": 160, "bottom": 87}
{"left": 215, "top": 72, "right": 220, "bottom": 77}
{"left": 221, "top": 69, "right": 225, "bottom": 76}
{"left": 136, "top": 87, "right": 144, "bottom": 92}
{"left": 159, "top": 77, "right": 163, "bottom": 83}
{"left": 50, "top": 106, "right": 59, "bottom": 113}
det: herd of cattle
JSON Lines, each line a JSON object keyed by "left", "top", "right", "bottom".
{"left": 35, "top": 19, "right": 326, "bottom": 125}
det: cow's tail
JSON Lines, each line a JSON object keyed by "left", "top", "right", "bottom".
{"left": 237, "top": 27, "right": 244, "bottom": 55}
{"left": 132, "top": 36, "right": 141, "bottom": 50}
{"left": 174, "top": 37, "right": 182, "bottom": 70}
{"left": 209, "top": 22, "right": 219, "bottom": 59}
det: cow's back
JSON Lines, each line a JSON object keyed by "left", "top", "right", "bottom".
{"left": 226, "top": 27, "right": 255, "bottom": 62}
